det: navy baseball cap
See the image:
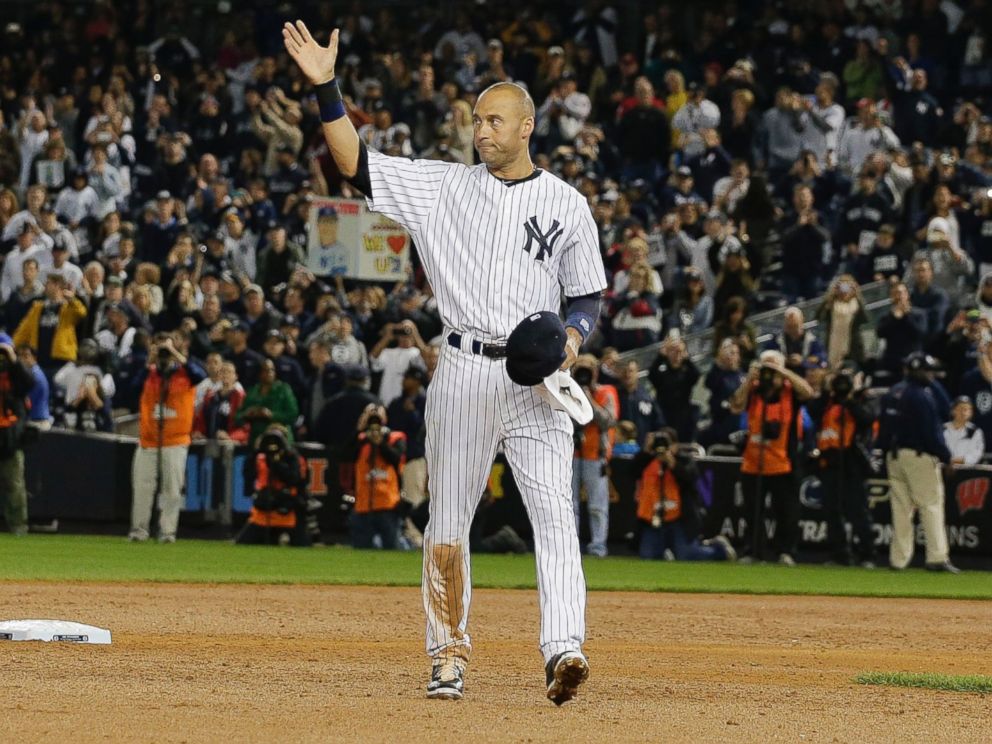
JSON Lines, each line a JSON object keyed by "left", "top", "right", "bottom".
{"left": 317, "top": 206, "right": 338, "bottom": 219}
{"left": 904, "top": 351, "right": 941, "bottom": 371}
{"left": 506, "top": 312, "right": 567, "bottom": 387}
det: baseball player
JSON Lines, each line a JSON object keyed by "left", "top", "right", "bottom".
{"left": 283, "top": 22, "right": 607, "bottom": 704}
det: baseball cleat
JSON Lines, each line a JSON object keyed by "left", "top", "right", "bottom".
{"left": 427, "top": 658, "right": 465, "bottom": 700}
{"left": 545, "top": 651, "right": 589, "bottom": 706}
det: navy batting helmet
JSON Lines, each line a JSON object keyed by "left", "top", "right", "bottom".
{"left": 506, "top": 311, "right": 567, "bottom": 386}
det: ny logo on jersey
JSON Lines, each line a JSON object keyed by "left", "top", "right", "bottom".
{"left": 521, "top": 216, "right": 564, "bottom": 263}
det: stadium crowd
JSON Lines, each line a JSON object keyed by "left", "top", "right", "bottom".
{"left": 0, "top": 1, "right": 991, "bottom": 566}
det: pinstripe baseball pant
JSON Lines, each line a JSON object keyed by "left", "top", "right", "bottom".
{"left": 423, "top": 340, "right": 585, "bottom": 665}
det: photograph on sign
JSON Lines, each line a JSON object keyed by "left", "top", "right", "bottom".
{"left": 306, "top": 198, "right": 361, "bottom": 277}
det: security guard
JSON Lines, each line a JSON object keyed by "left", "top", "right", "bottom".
{"left": 876, "top": 352, "right": 959, "bottom": 573}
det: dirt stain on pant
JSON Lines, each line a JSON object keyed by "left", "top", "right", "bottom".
{"left": 428, "top": 542, "right": 469, "bottom": 662}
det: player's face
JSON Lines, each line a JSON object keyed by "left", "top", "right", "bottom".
{"left": 472, "top": 88, "right": 533, "bottom": 169}
{"left": 318, "top": 217, "right": 338, "bottom": 245}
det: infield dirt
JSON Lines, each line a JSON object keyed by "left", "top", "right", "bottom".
{"left": 1, "top": 583, "right": 989, "bottom": 743}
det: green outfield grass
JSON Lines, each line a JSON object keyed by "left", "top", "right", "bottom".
{"left": 856, "top": 672, "right": 992, "bottom": 694}
{"left": 0, "top": 534, "right": 989, "bottom": 599}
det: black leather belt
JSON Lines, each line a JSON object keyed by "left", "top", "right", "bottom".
{"left": 447, "top": 332, "right": 508, "bottom": 359}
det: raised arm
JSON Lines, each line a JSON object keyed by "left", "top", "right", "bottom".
{"left": 283, "top": 22, "right": 360, "bottom": 178}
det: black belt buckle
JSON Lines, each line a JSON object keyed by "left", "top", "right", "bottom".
{"left": 481, "top": 343, "right": 507, "bottom": 359}
{"left": 449, "top": 332, "right": 507, "bottom": 359}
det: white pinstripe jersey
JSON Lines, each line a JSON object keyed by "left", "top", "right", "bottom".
{"left": 366, "top": 149, "right": 607, "bottom": 341}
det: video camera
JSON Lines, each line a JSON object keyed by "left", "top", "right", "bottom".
{"left": 650, "top": 430, "right": 674, "bottom": 459}
{"left": 573, "top": 366, "right": 593, "bottom": 387}
{"left": 830, "top": 370, "right": 855, "bottom": 399}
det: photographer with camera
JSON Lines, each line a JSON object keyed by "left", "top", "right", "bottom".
{"left": 633, "top": 429, "right": 736, "bottom": 562}
{"left": 0, "top": 334, "right": 34, "bottom": 535}
{"left": 570, "top": 354, "right": 619, "bottom": 558}
{"left": 350, "top": 404, "right": 407, "bottom": 549}
{"left": 128, "top": 332, "right": 205, "bottom": 543}
{"left": 807, "top": 366, "right": 877, "bottom": 567}
{"left": 370, "top": 320, "right": 427, "bottom": 407}
{"left": 236, "top": 424, "right": 310, "bottom": 546}
{"left": 729, "top": 350, "right": 813, "bottom": 564}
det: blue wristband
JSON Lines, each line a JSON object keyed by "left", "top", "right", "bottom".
{"left": 564, "top": 312, "right": 596, "bottom": 341}
{"left": 315, "top": 79, "right": 346, "bottom": 123}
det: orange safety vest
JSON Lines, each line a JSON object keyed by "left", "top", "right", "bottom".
{"left": 138, "top": 366, "right": 196, "bottom": 448}
{"left": 817, "top": 403, "right": 855, "bottom": 452}
{"left": 636, "top": 459, "right": 682, "bottom": 523}
{"left": 353, "top": 431, "right": 406, "bottom": 514}
{"left": 248, "top": 452, "right": 307, "bottom": 529}
{"left": 578, "top": 385, "right": 619, "bottom": 460}
{"left": 741, "top": 380, "right": 801, "bottom": 476}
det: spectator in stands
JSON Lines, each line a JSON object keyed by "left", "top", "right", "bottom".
{"left": 837, "top": 169, "right": 894, "bottom": 273}
{"left": 672, "top": 82, "right": 720, "bottom": 160}
{"left": 685, "top": 130, "right": 731, "bottom": 204}
{"left": 876, "top": 281, "right": 926, "bottom": 382}
{"left": 713, "top": 247, "right": 756, "bottom": 316}
{"left": 720, "top": 89, "right": 759, "bottom": 167}
{"left": 712, "top": 159, "right": 750, "bottom": 215}
{"left": 801, "top": 73, "right": 845, "bottom": 166}
{"left": 960, "top": 340, "right": 992, "bottom": 448}
{"left": 842, "top": 40, "right": 884, "bottom": 105}
{"left": 837, "top": 99, "right": 900, "bottom": 176}
{"left": 193, "top": 351, "right": 225, "bottom": 414}
{"left": 301, "top": 339, "right": 345, "bottom": 437}
{"left": 906, "top": 257, "right": 950, "bottom": 342}
{"left": 1, "top": 222, "right": 46, "bottom": 304}
{"left": 668, "top": 266, "right": 713, "bottom": 335}
{"left": 779, "top": 184, "right": 829, "bottom": 301}
{"left": 908, "top": 214, "right": 973, "bottom": 297}
{"left": 571, "top": 354, "right": 619, "bottom": 558}
{"left": 351, "top": 404, "right": 406, "bottom": 550}
{"left": 223, "top": 319, "right": 265, "bottom": 389}
{"left": 703, "top": 338, "right": 746, "bottom": 447}
{"left": 767, "top": 307, "right": 824, "bottom": 375}
{"left": 648, "top": 335, "right": 700, "bottom": 443}
{"left": 616, "top": 76, "right": 669, "bottom": 185}
{"left": 52, "top": 339, "right": 114, "bottom": 433}
{"left": 255, "top": 222, "right": 305, "bottom": 293}
{"left": 760, "top": 87, "right": 807, "bottom": 184}
{"left": 815, "top": 275, "right": 869, "bottom": 369}
{"left": 129, "top": 334, "right": 204, "bottom": 543}
{"left": 4, "top": 257, "right": 43, "bottom": 331}
{"left": 609, "top": 262, "right": 663, "bottom": 351}
{"left": 633, "top": 429, "right": 735, "bottom": 562}
{"left": 729, "top": 350, "right": 814, "bottom": 564}
{"left": 242, "top": 285, "right": 282, "bottom": 351}
{"left": 54, "top": 168, "right": 100, "bottom": 256}
{"left": 892, "top": 68, "right": 942, "bottom": 147}
{"left": 194, "top": 361, "right": 249, "bottom": 444}
{"left": 370, "top": 320, "right": 427, "bottom": 407}
{"left": 13, "top": 272, "right": 87, "bottom": 380}
{"left": 15, "top": 345, "right": 51, "bottom": 428}
{"left": 693, "top": 210, "right": 741, "bottom": 292}
{"left": 616, "top": 360, "right": 664, "bottom": 445}
{"left": 611, "top": 237, "right": 661, "bottom": 295}
{"left": 712, "top": 296, "right": 757, "bottom": 365}
{"left": 262, "top": 330, "right": 306, "bottom": 405}
{"left": 944, "top": 395, "right": 984, "bottom": 466}
{"left": 858, "top": 224, "right": 904, "bottom": 284}
{"left": 236, "top": 358, "right": 299, "bottom": 448}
